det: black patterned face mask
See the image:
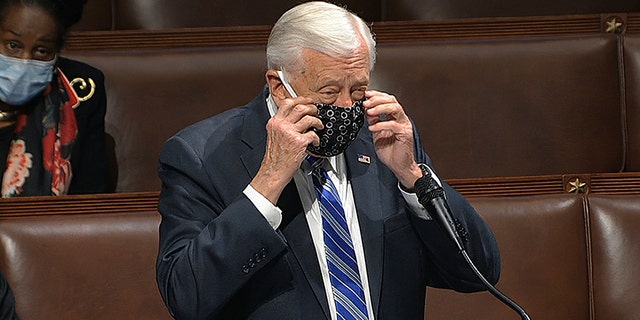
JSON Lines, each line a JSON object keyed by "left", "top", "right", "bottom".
{"left": 307, "top": 100, "right": 365, "bottom": 157}
{"left": 276, "top": 71, "right": 365, "bottom": 157}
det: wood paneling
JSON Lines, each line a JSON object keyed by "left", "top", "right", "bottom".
{"left": 3, "top": 172, "right": 640, "bottom": 216}
{"left": 64, "top": 13, "right": 640, "bottom": 52}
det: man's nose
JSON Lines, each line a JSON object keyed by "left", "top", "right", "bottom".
{"left": 336, "top": 91, "right": 354, "bottom": 107}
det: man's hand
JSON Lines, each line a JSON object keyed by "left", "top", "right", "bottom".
{"left": 364, "top": 90, "right": 422, "bottom": 189}
{"left": 250, "top": 96, "right": 323, "bottom": 204}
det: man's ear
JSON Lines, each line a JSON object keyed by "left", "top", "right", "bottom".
{"left": 266, "top": 70, "right": 288, "bottom": 100}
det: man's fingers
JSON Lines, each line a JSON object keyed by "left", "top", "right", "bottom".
{"left": 277, "top": 97, "right": 315, "bottom": 119}
{"left": 293, "top": 113, "right": 322, "bottom": 130}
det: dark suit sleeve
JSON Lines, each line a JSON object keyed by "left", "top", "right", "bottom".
{"left": 156, "top": 135, "right": 288, "bottom": 319}
{"left": 411, "top": 122, "right": 501, "bottom": 293}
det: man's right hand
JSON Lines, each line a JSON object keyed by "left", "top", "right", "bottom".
{"left": 250, "top": 96, "right": 322, "bottom": 204}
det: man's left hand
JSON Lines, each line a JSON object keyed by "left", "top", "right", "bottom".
{"left": 364, "top": 90, "right": 422, "bottom": 189}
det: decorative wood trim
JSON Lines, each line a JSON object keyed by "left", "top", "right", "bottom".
{"left": 446, "top": 175, "right": 565, "bottom": 198}
{"left": 590, "top": 172, "right": 640, "bottom": 194}
{"left": 62, "top": 12, "right": 640, "bottom": 52}
{"left": 371, "top": 14, "right": 602, "bottom": 43}
{"left": 64, "top": 25, "right": 273, "bottom": 51}
{"left": 626, "top": 13, "right": 640, "bottom": 33}
{"left": 0, "top": 192, "right": 159, "bottom": 218}
{"left": 447, "top": 172, "right": 640, "bottom": 198}
{"left": 3, "top": 172, "right": 640, "bottom": 217}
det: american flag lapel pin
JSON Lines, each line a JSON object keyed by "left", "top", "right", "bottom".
{"left": 357, "top": 154, "right": 371, "bottom": 164}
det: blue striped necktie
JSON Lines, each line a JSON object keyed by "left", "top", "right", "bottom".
{"left": 307, "top": 156, "right": 369, "bottom": 320}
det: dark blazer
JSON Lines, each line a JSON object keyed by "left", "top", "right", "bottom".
{"left": 58, "top": 57, "right": 108, "bottom": 194}
{"left": 156, "top": 87, "right": 501, "bottom": 319}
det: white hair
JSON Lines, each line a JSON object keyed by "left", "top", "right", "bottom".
{"left": 266, "top": 1, "right": 376, "bottom": 75}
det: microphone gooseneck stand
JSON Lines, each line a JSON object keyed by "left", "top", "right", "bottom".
{"left": 414, "top": 168, "right": 532, "bottom": 320}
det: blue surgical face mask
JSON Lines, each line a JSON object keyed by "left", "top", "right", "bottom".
{"left": 0, "top": 53, "right": 56, "bottom": 106}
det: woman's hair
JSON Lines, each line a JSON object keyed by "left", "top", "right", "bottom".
{"left": 266, "top": 1, "right": 377, "bottom": 74}
{"left": 0, "top": 0, "right": 87, "bottom": 47}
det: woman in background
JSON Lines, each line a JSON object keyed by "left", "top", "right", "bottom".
{"left": 0, "top": 0, "right": 106, "bottom": 197}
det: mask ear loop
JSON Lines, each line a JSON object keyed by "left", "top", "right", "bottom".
{"left": 277, "top": 70, "right": 298, "bottom": 98}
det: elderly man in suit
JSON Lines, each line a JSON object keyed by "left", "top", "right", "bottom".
{"left": 156, "top": 2, "right": 501, "bottom": 319}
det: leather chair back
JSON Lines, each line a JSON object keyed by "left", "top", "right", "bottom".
{"left": 65, "top": 34, "right": 626, "bottom": 190}
{"left": 66, "top": 47, "right": 268, "bottom": 192}
{"left": 424, "top": 194, "right": 590, "bottom": 319}
{"left": 110, "top": 0, "right": 381, "bottom": 29}
{"left": 623, "top": 35, "right": 640, "bottom": 171}
{"left": 69, "top": 0, "right": 113, "bottom": 31}
{"left": 0, "top": 211, "right": 171, "bottom": 320}
{"left": 372, "top": 35, "right": 623, "bottom": 178}
{"left": 588, "top": 194, "right": 640, "bottom": 320}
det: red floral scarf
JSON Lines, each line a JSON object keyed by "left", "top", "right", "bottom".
{"left": 1, "top": 69, "right": 79, "bottom": 197}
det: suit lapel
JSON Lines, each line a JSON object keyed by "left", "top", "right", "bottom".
{"left": 278, "top": 186, "right": 332, "bottom": 318}
{"left": 238, "top": 88, "right": 331, "bottom": 318}
{"left": 239, "top": 88, "right": 270, "bottom": 178}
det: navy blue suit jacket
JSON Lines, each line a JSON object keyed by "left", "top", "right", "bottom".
{"left": 156, "top": 87, "right": 501, "bottom": 319}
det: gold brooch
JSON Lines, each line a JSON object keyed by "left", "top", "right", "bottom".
{"left": 70, "top": 77, "right": 96, "bottom": 102}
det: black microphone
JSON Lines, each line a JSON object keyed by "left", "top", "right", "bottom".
{"left": 414, "top": 166, "right": 531, "bottom": 320}
{"left": 415, "top": 173, "right": 466, "bottom": 252}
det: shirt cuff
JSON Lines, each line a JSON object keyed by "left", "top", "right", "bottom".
{"left": 243, "top": 185, "right": 283, "bottom": 229}
{"left": 398, "top": 164, "right": 443, "bottom": 220}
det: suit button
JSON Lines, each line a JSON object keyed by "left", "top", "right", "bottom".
{"left": 248, "top": 258, "right": 256, "bottom": 268}
{"left": 242, "top": 265, "right": 250, "bottom": 274}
